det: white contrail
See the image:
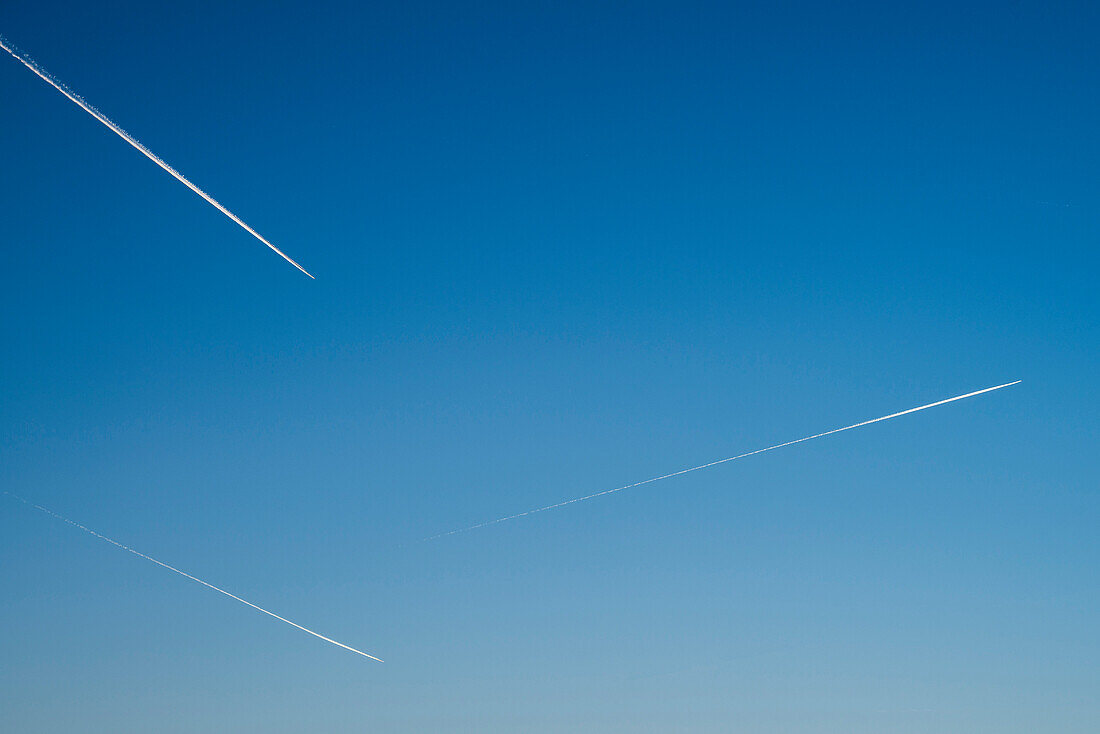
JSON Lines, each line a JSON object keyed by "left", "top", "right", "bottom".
{"left": 3, "top": 492, "right": 381, "bottom": 662}
{"left": 0, "top": 37, "right": 314, "bottom": 278}
{"left": 425, "top": 380, "right": 1021, "bottom": 541}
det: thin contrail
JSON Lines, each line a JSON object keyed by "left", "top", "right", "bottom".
{"left": 0, "top": 37, "right": 314, "bottom": 278}
{"left": 425, "top": 380, "right": 1021, "bottom": 541}
{"left": 3, "top": 492, "right": 381, "bottom": 662}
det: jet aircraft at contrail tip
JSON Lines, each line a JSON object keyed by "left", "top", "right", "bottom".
{"left": 3, "top": 492, "right": 381, "bottom": 662}
{"left": 0, "top": 36, "right": 313, "bottom": 278}
{"left": 424, "top": 380, "right": 1021, "bottom": 541}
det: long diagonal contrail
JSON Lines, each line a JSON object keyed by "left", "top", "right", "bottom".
{"left": 425, "top": 381, "right": 1021, "bottom": 541}
{"left": 3, "top": 492, "right": 381, "bottom": 662}
{"left": 0, "top": 37, "right": 313, "bottom": 278}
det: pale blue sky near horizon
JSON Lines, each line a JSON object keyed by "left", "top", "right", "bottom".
{"left": 1, "top": 1, "right": 1097, "bottom": 731}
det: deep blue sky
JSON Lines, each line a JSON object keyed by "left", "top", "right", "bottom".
{"left": 1, "top": 1, "right": 1097, "bottom": 731}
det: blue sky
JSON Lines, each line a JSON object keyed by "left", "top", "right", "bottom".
{"left": 1, "top": 1, "right": 1097, "bottom": 731}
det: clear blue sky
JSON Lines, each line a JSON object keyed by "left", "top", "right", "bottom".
{"left": 1, "top": 1, "right": 1097, "bottom": 731}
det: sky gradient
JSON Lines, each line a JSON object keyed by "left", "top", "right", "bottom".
{"left": 1, "top": 1, "right": 1097, "bottom": 732}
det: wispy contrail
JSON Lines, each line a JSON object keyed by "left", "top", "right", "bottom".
{"left": 0, "top": 37, "right": 313, "bottom": 278}
{"left": 425, "top": 381, "right": 1021, "bottom": 541}
{"left": 3, "top": 492, "right": 381, "bottom": 662}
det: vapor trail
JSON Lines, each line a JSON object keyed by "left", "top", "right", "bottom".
{"left": 0, "top": 37, "right": 313, "bottom": 278}
{"left": 425, "top": 381, "right": 1021, "bottom": 541}
{"left": 3, "top": 492, "right": 381, "bottom": 662}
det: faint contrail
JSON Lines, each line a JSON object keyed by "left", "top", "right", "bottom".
{"left": 425, "top": 381, "right": 1021, "bottom": 541}
{"left": 3, "top": 492, "right": 381, "bottom": 662}
{"left": 0, "top": 36, "right": 314, "bottom": 278}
